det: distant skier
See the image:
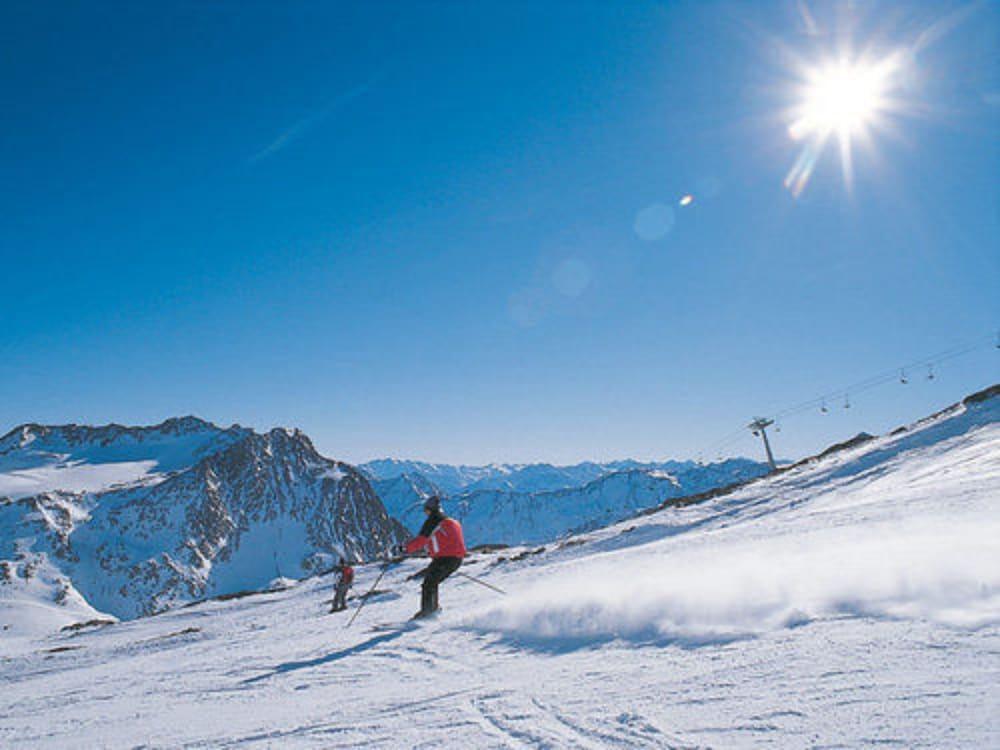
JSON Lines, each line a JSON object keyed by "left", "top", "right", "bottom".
{"left": 401, "top": 496, "right": 467, "bottom": 619}
{"left": 330, "top": 557, "right": 354, "bottom": 612}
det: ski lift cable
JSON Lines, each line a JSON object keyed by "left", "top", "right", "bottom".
{"left": 687, "top": 331, "right": 996, "bottom": 462}
{"left": 770, "top": 334, "right": 995, "bottom": 422}
{"left": 692, "top": 427, "right": 756, "bottom": 463}
{"left": 695, "top": 434, "right": 748, "bottom": 460}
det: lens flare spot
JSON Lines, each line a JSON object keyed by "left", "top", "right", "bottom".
{"left": 552, "top": 258, "right": 592, "bottom": 298}
{"left": 634, "top": 203, "right": 675, "bottom": 241}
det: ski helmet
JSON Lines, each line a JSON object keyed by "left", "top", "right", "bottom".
{"left": 423, "top": 495, "right": 442, "bottom": 513}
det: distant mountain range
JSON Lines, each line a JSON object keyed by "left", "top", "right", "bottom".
{"left": 362, "top": 457, "right": 769, "bottom": 544}
{"left": 0, "top": 418, "right": 405, "bottom": 624}
{"left": 362, "top": 457, "right": 710, "bottom": 495}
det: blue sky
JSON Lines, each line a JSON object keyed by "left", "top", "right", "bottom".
{"left": 1, "top": 1, "right": 997, "bottom": 465}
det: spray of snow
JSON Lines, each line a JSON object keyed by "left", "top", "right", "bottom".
{"left": 470, "top": 514, "right": 1000, "bottom": 646}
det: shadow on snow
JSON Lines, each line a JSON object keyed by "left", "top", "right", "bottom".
{"left": 242, "top": 629, "right": 407, "bottom": 684}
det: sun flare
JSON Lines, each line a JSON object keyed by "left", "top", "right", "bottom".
{"left": 784, "top": 53, "right": 904, "bottom": 197}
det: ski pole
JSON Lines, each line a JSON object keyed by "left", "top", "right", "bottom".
{"left": 456, "top": 571, "right": 507, "bottom": 595}
{"left": 345, "top": 559, "right": 396, "bottom": 628}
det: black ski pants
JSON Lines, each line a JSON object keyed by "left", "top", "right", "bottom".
{"left": 421, "top": 556, "right": 462, "bottom": 615}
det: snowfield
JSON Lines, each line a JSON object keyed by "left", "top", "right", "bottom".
{"left": 0, "top": 459, "right": 161, "bottom": 500}
{"left": 0, "top": 417, "right": 248, "bottom": 500}
{"left": 2, "top": 391, "right": 999, "bottom": 748}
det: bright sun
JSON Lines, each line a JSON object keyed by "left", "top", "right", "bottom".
{"left": 794, "top": 61, "right": 889, "bottom": 138}
{"left": 785, "top": 54, "right": 903, "bottom": 197}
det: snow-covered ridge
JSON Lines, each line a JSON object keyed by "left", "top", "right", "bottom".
{"left": 361, "top": 456, "right": 697, "bottom": 495}
{"left": 0, "top": 416, "right": 251, "bottom": 500}
{"left": 0, "top": 415, "right": 223, "bottom": 453}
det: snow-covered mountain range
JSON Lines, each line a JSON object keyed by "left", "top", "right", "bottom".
{"left": 4, "top": 386, "right": 997, "bottom": 748}
{"left": 366, "top": 457, "right": 768, "bottom": 544}
{"left": 362, "top": 457, "right": 702, "bottom": 495}
{"left": 0, "top": 418, "right": 406, "bottom": 626}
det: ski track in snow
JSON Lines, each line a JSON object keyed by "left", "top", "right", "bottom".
{"left": 2, "top": 397, "right": 1000, "bottom": 748}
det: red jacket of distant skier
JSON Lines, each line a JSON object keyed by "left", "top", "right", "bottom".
{"left": 405, "top": 517, "right": 467, "bottom": 559}
{"left": 339, "top": 566, "right": 354, "bottom": 585}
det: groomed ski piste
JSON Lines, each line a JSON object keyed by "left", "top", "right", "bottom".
{"left": 3, "top": 390, "right": 999, "bottom": 748}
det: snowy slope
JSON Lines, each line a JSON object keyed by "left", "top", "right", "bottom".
{"left": 0, "top": 548, "right": 111, "bottom": 639}
{"left": 0, "top": 421, "right": 407, "bottom": 628}
{"left": 2, "top": 387, "right": 997, "bottom": 748}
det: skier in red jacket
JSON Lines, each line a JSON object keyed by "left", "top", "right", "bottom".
{"left": 402, "top": 496, "right": 466, "bottom": 619}
{"left": 330, "top": 557, "right": 354, "bottom": 612}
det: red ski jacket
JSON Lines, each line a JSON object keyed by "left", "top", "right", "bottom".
{"left": 339, "top": 566, "right": 354, "bottom": 585}
{"left": 405, "top": 516, "right": 467, "bottom": 559}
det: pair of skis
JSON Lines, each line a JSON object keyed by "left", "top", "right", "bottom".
{"left": 368, "top": 616, "right": 435, "bottom": 633}
{"left": 343, "top": 560, "right": 507, "bottom": 629}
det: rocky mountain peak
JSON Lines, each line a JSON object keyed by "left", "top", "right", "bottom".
{"left": 1, "top": 418, "right": 408, "bottom": 621}
{"left": 151, "top": 416, "right": 217, "bottom": 436}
